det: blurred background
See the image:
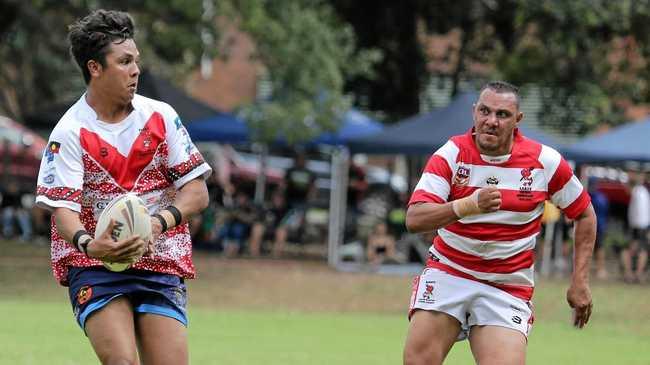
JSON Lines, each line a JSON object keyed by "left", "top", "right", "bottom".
{"left": 1, "top": 1, "right": 650, "bottom": 364}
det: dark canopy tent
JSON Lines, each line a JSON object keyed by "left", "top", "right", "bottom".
{"left": 24, "top": 70, "right": 245, "bottom": 141}
{"left": 563, "top": 118, "right": 650, "bottom": 163}
{"left": 348, "top": 92, "right": 563, "bottom": 155}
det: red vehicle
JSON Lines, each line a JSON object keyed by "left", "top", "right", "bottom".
{"left": 0, "top": 117, "right": 47, "bottom": 184}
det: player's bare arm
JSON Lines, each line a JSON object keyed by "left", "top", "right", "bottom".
{"left": 53, "top": 207, "right": 146, "bottom": 262}
{"left": 405, "top": 187, "right": 502, "bottom": 233}
{"left": 150, "top": 177, "right": 209, "bottom": 241}
{"left": 567, "top": 203, "right": 597, "bottom": 329}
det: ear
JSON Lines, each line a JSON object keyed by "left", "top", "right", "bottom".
{"left": 87, "top": 59, "right": 102, "bottom": 79}
{"left": 515, "top": 111, "right": 524, "bottom": 125}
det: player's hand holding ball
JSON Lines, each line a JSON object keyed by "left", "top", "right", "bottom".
{"left": 90, "top": 194, "right": 153, "bottom": 271}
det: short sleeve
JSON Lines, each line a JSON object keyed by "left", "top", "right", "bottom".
{"left": 408, "top": 141, "right": 457, "bottom": 206}
{"left": 162, "top": 106, "right": 212, "bottom": 188}
{"left": 547, "top": 156, "right": 590, "bottom": 219}
{"left": 35, "top": 127, "right": 84, "bottom": 212}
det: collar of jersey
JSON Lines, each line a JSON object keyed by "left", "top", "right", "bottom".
{"left": 77, "top": 92, "right": 142, "bottom": 132}
{"left": 467, "top": 127, "right": 523, "bottom": 165}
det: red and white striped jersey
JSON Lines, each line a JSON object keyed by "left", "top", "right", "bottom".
{"left": 409, "top": 128, "right": 590, "bottom": 301}
{"left": 35, "top": 94, "right": 212, "bottom": 285}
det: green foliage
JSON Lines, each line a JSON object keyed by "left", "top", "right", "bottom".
{"left": 0, "top": 0, "right": 212, "bottom": 118}
{"left": 417, "top": 0, "right": 650, "bottom": 134}
{"left": 1, "top": 0, "right": 378, "bottom": 145}
{"left": 223, "top": 0, "right": 380, "bottom": 143}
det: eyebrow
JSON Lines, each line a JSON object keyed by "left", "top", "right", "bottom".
{"left": 478, "top": 104, "right": 512, "bottom": 114}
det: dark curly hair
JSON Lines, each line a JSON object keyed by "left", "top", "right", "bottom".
{"left": 68, "top": 10, "right": 135, "bottom": 84}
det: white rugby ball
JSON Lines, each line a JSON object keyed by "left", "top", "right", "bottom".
{"left": 94, "top": 193, "right": 152, "bottom": 272}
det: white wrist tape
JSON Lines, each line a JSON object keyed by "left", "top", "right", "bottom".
{"left": 452, "top": 189, "right": 482, "bottom": 218}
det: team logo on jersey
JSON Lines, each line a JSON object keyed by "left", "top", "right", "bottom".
{"left": 520, "top": 167, "right": 534, "bottom": 185}
{"left": 453, "top": 164, "right": 471, "bottom": 186}
{"left": 45, "top": 141, "right": 61, "bottom": 163}
{"left": 517, "top": 167, "right": 535, "bottom": 200}
{"left": 77, "top": 285, "right": 93, "bottom": 305}
{"left": 43, "top": 174, "right": 55, "bottom": 184}
{"left": 486, "top": 176, "right": 499, "bottom": 186}
{"left": 418, "top": 281, "right": 436, "bottom": 304}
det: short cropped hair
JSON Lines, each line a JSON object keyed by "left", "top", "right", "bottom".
{"left": 480, "top": 81, "right": 520, "bottom": 108}
{"left": 68, "top": 10, "right": 135, "bottom": 84}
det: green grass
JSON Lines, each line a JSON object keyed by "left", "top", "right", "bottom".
{"left": 1, "top": 299, "right": 649, "bottom": 365}
{"left": 1, "top": 240, "right": 650, "bottom": 364}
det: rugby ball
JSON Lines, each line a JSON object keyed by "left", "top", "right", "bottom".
{"left": 94, "top": 193, "right": 152, "bottom": 272}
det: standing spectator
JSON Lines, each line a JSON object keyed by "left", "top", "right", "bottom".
{"left": 274, "top": 151, "right": 316, "bottom": 256}
{"left": 347, "top": 160, "right": 368, "bottom": 212}
{"left": 588, "top": 178, "right": 610, "bottom": 279}
{"left": 1, "top": 180, "right": 32, "bottom": 241}
{"left": 621, "top": 169, "right": 649, "bottom": 283}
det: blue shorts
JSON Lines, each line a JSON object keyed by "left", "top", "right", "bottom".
{"left": 67, "top": 267, "right": 188, "bottom": 332}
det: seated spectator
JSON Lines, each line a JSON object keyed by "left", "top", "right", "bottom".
{"left": 220, "top": 189, "right": 257, "bottom": 258}
{"left": 1, "top": 181, "right": 32, "bottom": 241}
{"left": 366, "top": 222, "right": 397, "bottom": 265}
{"left": 249, "top": 189, "right": 288, "bottom": 257}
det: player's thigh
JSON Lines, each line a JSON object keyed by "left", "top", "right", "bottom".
{"left": 84, "top": 296, "right": 139, "bottom": 365}
{"left": 469, "top": 325, "right": 526, "bottom": 365}
{"left": 403, "top": 309, "right": 461, "bottom": 365}
{"left": 136, "top": 313, "right": 188, "bottom": 365}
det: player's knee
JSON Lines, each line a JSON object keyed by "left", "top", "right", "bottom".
{"left": 403, "top": 346, "right": 443, "bottom": 365}
{"left": 98, "top": 354, "right": 138, "bottom": 365}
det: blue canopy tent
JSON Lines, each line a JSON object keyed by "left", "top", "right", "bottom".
{"left": 348, "top": 92, "right": 563, "bottom": 155}
{"left": 184, "top": 112, "right": 249, "bottom": 143}
{"left": 309, "top": 109, "right": 384, "bottom": 145}
{"left": 563, "top": 118, "right": 650, "bottom": 163}
{"left": 185, "top": 108, "right": 383, "bottom": 146}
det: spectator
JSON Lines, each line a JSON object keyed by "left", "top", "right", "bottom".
{"left": 274, "top": 151, "right": 316, "bottom": 256}
{"left": 1, "top": 180, "right": 32, "bottom": 241}
{"left": 588, "top": 178, "right": 610, "bottom": 280}
{"left": 347, "top": 160, "right": 368, "bottom": 212}
{"left": 366, "top": 221, "right": 397, "bottom": 266}
{"left": 249, "top": 189, "right": 288, "bottom": 257}
{"left": 621, "top": 169, "right": 649, "bottom": 283}
{"left": 221, "top": 189, "right": 257, "bottom": 258}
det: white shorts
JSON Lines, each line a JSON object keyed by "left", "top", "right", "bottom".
{"left": 409, "top": 268, "right": 534, "bottom": 340}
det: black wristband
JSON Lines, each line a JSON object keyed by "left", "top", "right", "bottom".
{"left": 165, "top": 205, "right": 182, "bottom": 226}
{"left": 153, "top": 213, "right": 168, "bottom": 233}
{"left": 72, "top": 229, "right": 88, "bottom": 252}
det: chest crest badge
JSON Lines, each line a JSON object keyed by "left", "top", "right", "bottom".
{"left": 453, "top": 164, "right": 471, "bottom": 186}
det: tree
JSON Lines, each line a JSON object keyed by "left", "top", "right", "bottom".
{"left": 2, "top": 0, "right": 379, "bottom": 146}
{"left": 0, "top": 0, "right": 213, "bottom": 121}
{"left": 220, "top": 0, "right": 380, "bottom": 143}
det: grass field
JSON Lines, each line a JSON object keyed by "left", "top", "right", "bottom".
{"left": 1, "top": 240, "right": 649, "bottom": 364}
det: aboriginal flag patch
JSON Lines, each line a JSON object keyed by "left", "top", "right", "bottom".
{"left": 48, "top": 141, "right": 61, "bottom": 154}
{"left": 77, "top": 285, "right": 93, "bottom": 305}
